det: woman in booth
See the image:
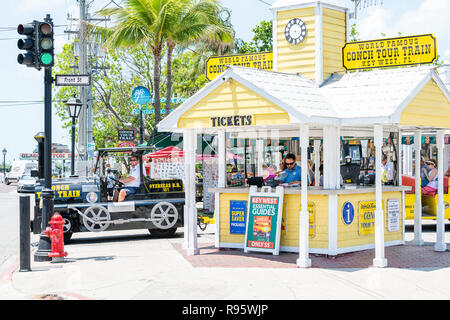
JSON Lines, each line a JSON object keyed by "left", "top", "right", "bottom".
{"left": 422, "top": 159, "right": 438, "bottom": 196}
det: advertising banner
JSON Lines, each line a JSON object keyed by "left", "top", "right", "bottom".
{"left": 244, "top": 186, "right": 284, "bottom": 255}
{"left": 342, "top": 34, "right": 436, "bottom": 70}
{"left": 230, "top": 200, "right": 247, "bottom": 234}
{"left": 358, "top": 200, "right": 376, "bottom": 236}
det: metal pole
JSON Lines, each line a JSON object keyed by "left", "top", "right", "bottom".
{"left": 34, "top": 60, "right": 54, "bottom": 262}
{"left": 71, "top": 116, "right": 76, "bottom": 175}
{"left": 19, "top": 195, "right": 31, "bottom": 271}
{"left": 140, "top": 107, "right": 143, "bottom": 145}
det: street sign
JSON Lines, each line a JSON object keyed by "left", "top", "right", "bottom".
{"left": 342, "top": 34, "right": 436, "bottom": 70}
{"left": 206, "top": 52, "right": 273, "bottom": 81}
{"left": 55, "top": 74, "right": 91, "bottom": 86}
{"left": 87, "top": 142, "right": 96, "bottom": 151}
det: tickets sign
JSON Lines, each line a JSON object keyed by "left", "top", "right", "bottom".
{"left": 206, "top": 52, "right": 273, "bottom": 81}
{"left": 342, "top": 34, "right": 436, "bottom": 70}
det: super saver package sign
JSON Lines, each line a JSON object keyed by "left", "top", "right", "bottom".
{"left": 244, "top": 186, "right": 284, "bottom": 255}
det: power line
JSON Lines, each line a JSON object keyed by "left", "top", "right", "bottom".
{"left": 255, "top": 0, "right": 272, "bottom": 6}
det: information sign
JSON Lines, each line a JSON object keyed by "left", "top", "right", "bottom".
{"left": 342, "top": 201, "right": 355, "bottom": 226}
{"left": 55, "top": 74, "right": 91, "bottom": 86}
{"left": 230, "top": 200, "right": 247, "bottom": 234}
{"left": 206, "top": 52, "right": 273, "bottom": 81}
{"left": 387, "top": 198, "right": 400, "bottom": 232}
{"left": 244, "top": 186, "right": 284, "bottom": 255}
{"left": 342, "top": 34, "right": 436, "bottom": 70}
{"left": 118, "top": 129, "right": 135, "bottom": 141}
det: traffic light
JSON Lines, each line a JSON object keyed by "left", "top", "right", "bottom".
{"left": 17, "top": 21, "right": 39, "bottom": 69}
{"left": 37, "top": 20, "right": 54, "bottom": 68}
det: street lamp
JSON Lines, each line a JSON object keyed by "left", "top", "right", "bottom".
{"left": 2, "top": 148, "right": 6, "bottom": 183}
{"left": 66, "top": 97, "right": 82, "bottom": 176}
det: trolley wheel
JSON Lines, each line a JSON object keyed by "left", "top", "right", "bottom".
{"left": 148, "top": 227, "right": 177, "bottom": 238}
{"left": 62, "top": 217, "right": 73, "bottom": 243}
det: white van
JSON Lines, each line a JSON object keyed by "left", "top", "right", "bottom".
{"left": 5, "top": 160, "right": 38, "bottom": 185}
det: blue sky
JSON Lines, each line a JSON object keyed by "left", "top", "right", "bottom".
{"left": 0, "top": 0, "right": 449, "bottom": 164}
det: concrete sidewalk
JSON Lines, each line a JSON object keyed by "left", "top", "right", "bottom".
{"left": 1, "top": 223, "right": 449, "bottom": 300}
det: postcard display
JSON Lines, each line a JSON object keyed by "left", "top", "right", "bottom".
{"left": 244, "top": 186, "right": 284, "bottom": 255}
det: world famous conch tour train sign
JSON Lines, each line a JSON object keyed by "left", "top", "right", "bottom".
{"left": 342, "top": 34, "right": 436, "bottom": 71}
{"left": 206, "top": 52, "right": 273, "bottom": 81}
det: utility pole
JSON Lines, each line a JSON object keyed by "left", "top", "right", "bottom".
{"left": 78, "top": 0, "right": 88, "bottom": 162}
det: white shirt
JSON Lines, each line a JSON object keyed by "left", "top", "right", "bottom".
{"left": 125, "top": 164, "right": 141, "bottom": 188}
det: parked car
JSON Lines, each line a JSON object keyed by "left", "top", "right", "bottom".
{"left": 17, "top": 175, "right": 37, "bottom": 193}
{"left": 6, "top": 160, "right": 38, "bottom": 185}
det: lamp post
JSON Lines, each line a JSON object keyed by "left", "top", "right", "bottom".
{"left": 2, "top": 148, "right": 6, "bottom": 183}
{"left": 66, "top": 97, "right": 83, "bottom": 176}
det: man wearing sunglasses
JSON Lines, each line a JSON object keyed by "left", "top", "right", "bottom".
{"left": 114, "top": 154, "right": 141, "bottom": 202}
{"left": 280, "top": 153, "right": 304, "bottom": 186}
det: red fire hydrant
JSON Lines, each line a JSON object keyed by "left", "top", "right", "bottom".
{"left": 44, "top": 212, "right": 68, "bottom": 259}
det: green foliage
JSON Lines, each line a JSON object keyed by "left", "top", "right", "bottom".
{"left": 235, "top": 20, "right": 272, "bottom": 53}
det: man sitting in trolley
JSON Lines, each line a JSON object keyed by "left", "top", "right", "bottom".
{"left": 114, "top": 154, "right": 141, "bottom": 202}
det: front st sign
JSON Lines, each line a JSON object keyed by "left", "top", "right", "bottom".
{"left": 55, "top": 74, "right": 91, "bottom": 86}
{"left": 342, "top": 34, "right": 436, "bottom": 70}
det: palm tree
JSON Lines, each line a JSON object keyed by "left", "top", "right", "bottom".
{"left": 164, "top": 0, "right": 234, "bottom": 114}
{"left": 92, "top": 0, "right": 179, "bottom": 125}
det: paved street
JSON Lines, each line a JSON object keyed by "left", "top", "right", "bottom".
{"left": 0, "top": 185, "right": 449, "bottom": 303}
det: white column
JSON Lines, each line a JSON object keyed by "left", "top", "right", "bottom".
{"left": 373, "top": 124, "right": 387, "bottom": 268}
{"left": 412, "top": 131, "right": 424, "bottom": 245}
{"left": 256, "top": 139, "right": 264, "bottom": 177}
{"left": 182, "top": 130, "right": 190, "bottom": 250}
{"left": 323, "top": 126, "right": 340, "bottom": 189}
{"left": 215, "top": 130, "right": 226, "bottom": 248}
{"left": 314, "top": 139, "right": 321, "bottom": 186}
{"left": 398, "top": 129, "right": 406, "bottom": 242}
{"left": 297, "top": 124, "right": 311, "bottom": 268}
{"left": 435, "top": 130, "right": 447, "bottom": 252}
{"left": 186, "top": 129, "right": 199, "bottom": 255}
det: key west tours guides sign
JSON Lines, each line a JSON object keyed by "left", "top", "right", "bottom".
{"left": 244, "top": 186, "right": 284, "bottom": 255}
{"left": 342, "top": 34, "right": 436, "bottom": 71}
{"left": 206, "top": 52, "right": 273, "bottom": 81}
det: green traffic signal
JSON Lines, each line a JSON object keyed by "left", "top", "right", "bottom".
{"left": 40, "top": 53, "right": 53, "bottom": 65}
{"left": 37, "top": 21, "right": 54, "bottom": 68}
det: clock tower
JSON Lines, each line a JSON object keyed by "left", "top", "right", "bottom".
{"left": 271, "top": 0, "right": 348, "bottom": 84}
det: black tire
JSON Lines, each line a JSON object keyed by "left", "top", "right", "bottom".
{"left": 63, "top": 231, "right": 73, "bottom": 243}
{"left": 62, "top": 217, "right": 74, "bottom": 243}
{"left": 148, "top": 227, "right": 177, "bottom": 238}
{"left": 5, "top": 179, "right": 10, "bottom": 185}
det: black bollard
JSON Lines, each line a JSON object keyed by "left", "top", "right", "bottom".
{"left": 19, "top": 195, "right": 31, "bottom": 271}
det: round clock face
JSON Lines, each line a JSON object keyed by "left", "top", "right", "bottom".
{"left": 285, "top": 18, "right": 307, "bottom": 44}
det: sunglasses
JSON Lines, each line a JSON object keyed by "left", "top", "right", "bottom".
{"left": 285, "top": 162, "right": 295, "bottom": 166}
{"left": 130, "top": 159, "right": 138, "bottom": 162}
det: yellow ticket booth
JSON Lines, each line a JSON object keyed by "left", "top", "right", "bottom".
{"left": 157, "top": 0, "right": 450, "bottom": 267}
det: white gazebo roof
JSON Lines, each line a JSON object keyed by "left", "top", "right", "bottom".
{"left": 158, "top": 65, "right": 449, "bottom": 132}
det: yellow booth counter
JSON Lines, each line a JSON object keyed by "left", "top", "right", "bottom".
{"left": 156, "top": 0, "right": 449, "bottom": 267}
{"left": 210, "top": 185, "right": 408, "bottom": 256}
